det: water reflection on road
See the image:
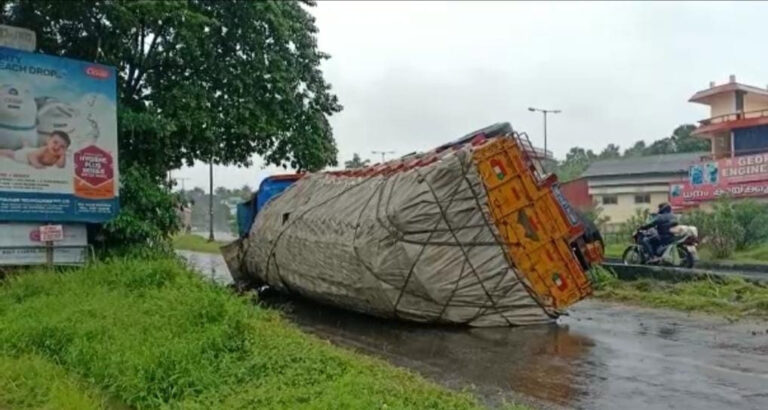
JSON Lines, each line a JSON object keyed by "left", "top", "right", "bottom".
{"left": 179, "top": 250, "right": 768, "bottom": 410}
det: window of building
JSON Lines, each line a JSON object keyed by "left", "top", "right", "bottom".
{"left": 602, "top": 195, "right": 618, "bottom": 205}
{"left": 634, "top": 194, "right": 651, "bottom": 204}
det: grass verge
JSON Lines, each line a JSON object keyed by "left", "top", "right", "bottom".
{"left": 0, "top": 257, "right": 498, "bottom": 409}
{"left": 172, "top": 234, "right": 227, "bottom": 254}
{"left": 591, "top": 267, "right": 768, "bottom": 318}
{"left": 0, "top": 354, "right": 110, "bottom": 409}
{"left": 603, "top": 243, "right": 625, "bottom": 259}
{"left": 604, "top": 241, "right": 768, "bottom": 264}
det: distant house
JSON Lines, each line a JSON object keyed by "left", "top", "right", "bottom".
{"left": 581, "top": 152, "right": 707, "bottom": 230}
{"left": 690, "top": 75, "right": 768, "bottom": 159}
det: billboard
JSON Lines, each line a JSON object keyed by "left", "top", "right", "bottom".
{"left": 670, "top": 152, "right": 768, "bottom": 206}
{"left": 0, "top": 46, "right": 118, "bottom": 222}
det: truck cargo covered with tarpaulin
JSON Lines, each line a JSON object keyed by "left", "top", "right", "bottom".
{"left": 224, "top": 123, "right": 603, "bottom": 326}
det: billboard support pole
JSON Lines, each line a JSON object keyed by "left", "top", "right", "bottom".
{"left": 45, "top": 241, "right": 53, "bottom": 267}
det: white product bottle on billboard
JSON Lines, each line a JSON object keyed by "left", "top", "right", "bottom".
{"left": 0, "top": 83, "right": 37, "bottom": 149}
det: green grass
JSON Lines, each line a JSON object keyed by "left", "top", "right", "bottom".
{"left": 699, "top": 242, "right": 768, "bottom": 265}
{"left": 603, "top": 243, "right": 625, "bottom": 259}
{"left": 604, "top": 241, "right": 768, "bottom": 264}
{"left": 591, "top": 267, "right": 768, "bottom": 318}
{"left": 0, "top": 354, "right": 111, "bottom": 409}
{"left": 0, "top": 257, "right": 499, "bottom": 409}
{"left": 172, "top": 234, "right": 227, "bottom": 254}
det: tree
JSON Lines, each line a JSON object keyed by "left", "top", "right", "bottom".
{"left": 2, "top": 0, "right": 341, "bottom": 246}
{"left": 671, "top": 124, "right": 710, "bottom": 153}
{"left": 641, "top": 124, "right": 709, "bottom": 156}
{"left": 643, "top": 137, "right": 676, "bottom": 155}
{"left": 554, "top": 147, "right": 597, "bottom": 181}
{"left": 598, "top": 143, "right": 621, "bottom": 159}
{"left": 623, "top": 140, "right": 646, "bottom": 157}
{"left": 344, "top": 153, "right": 370, "bottom": 169}
{"left": 2, "top": 0, "right": 341, "bottom": 175}
{"left": 238, "top": 185, "right": 253, "bottom": 201}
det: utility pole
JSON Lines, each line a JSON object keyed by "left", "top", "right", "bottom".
{"left": 208, "top": 161, "right": 214, "bottom": 242}
{"left": 528, "top": 107, "right": 561, "bottom": 160}
{"left": 371, "top": 150, "right": 395, "bottom": 163}
{"left": 176, "top": 177, "right": 191, "bottom": 191}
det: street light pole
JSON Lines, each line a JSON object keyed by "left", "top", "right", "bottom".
{"left": 371, "top": 150, "right": 395, "bottom": 163}
{"left": 208, "top": 160, "right": 214, "bottom": 242}
{"left": 528, "top": 107, "right": 561, "bottom": 159}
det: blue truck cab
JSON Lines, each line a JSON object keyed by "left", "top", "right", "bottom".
{"left": 236, "top": 174, "right": 302, "bottom": 238}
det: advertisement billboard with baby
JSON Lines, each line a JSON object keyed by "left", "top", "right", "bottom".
{"left": 0, "top": 46, "right": 118, "bottom": 222}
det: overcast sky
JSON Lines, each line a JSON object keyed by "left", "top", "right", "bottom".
{"left": 173, "top": 1, "right": 768, "bottom": 191}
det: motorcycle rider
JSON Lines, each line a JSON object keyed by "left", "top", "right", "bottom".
{"left": 638, "top": 202, "right": 678, "bottom": 262}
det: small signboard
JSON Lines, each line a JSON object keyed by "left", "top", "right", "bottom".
{"left": 0, "top": 24, "right": 35, "bottom": 52}
{"left": 0, "top": 223, "right": 86, "bottom": 265}
{"left": 39, "top": 224, "right": 64, "bottom": 242}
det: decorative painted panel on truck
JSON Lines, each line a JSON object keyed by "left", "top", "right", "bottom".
{"left": 473, "top": 136, "right": 593, "bottom": 310}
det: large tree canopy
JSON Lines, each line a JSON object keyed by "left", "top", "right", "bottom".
{"left": 1, "top": 0, "right": 341, "bottom": 177}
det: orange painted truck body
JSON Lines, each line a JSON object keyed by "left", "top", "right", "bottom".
{"left": 473, "top": 134, "right": 599, "bottom": 310}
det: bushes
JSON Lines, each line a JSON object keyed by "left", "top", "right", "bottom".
{"left": 619, "top": 208, "right": 652, "bottom": 240}
{"left": 95, "top": 166, "right": 180, "bottom": 254}
{"left": 732, "top": 200, "right": 768, "bottom": 250}
{"left": 682, "top": 199, "right": 768, "bottom": 259}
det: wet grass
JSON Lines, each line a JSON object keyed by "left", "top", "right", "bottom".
{"left": 603, "top": 241, "right": 768, "bottom": 264}
{"left": 698, "top": 243, "right": 768, "bottom": 265}
{"left": 603, "top": 243, "right": 625, "bottom": 259}
{"left": 172, "top": 234, "right": 226, "bottom": 254}
{"left": 591, "top": 266, "right": 768, "bottom": 318}
{"left": 0, "top": 257, "right": 503, "bottom": 409}
{"left": 0, "top": 354, "right": 111, "bottom": 409}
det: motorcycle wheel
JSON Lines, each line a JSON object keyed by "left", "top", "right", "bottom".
{"left": 622, "top": 246, "right": 644, "bottom": 265}
{"left": 676, "top": 245, "right": 695, "bottom": 269}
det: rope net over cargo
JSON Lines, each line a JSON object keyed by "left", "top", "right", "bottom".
{"left": 225, "top": 123, "right": 602, "bottom": 327}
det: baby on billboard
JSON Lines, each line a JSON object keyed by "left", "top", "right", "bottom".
{"left": 0, "top": 129, "right": 69, "bottom": 168}
{"left": 0, "top": 83, "right": 100, "bottom": 169}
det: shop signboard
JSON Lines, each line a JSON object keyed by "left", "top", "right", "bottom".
{"left": 670, "top": 152, "right": 768, "bottom": 205}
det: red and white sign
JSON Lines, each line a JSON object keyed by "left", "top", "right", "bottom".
{"left": 39, "top": 224, "right": 64, "bottom": 242}
{"left": 718, "top": 152, "right": 768, "bottom": 183}
{"left": 85, "top": 65, "right": 111, "bottom": 79}
{"left": 670, "top": 151, "right": 768, "bottom": 206}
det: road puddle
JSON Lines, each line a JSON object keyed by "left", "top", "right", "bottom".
{"left": 179, "top": 250, "right": 768, "bottom": 409}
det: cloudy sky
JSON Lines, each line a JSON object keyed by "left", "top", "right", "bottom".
{"left": 174, "top": 1, "right": 768, "bottom": 191}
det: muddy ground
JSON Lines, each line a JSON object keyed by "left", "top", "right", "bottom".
{"left": 179, "top": 250, "right": 768, "bottom": 410}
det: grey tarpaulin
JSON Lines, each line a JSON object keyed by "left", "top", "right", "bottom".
{"left": 226, "top": 145, "right": 553, "bottom": 326}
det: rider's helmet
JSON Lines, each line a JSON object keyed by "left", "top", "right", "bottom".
{"left": 658, "top": 202, "right": 672, "bottom": 214}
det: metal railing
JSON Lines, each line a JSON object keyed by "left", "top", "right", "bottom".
{"left": 699, "top": 108, "right": 768, "bottom": 126}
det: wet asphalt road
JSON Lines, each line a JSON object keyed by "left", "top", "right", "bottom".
{"left": 178, "top": 250, "right": 768, "bottom": 410}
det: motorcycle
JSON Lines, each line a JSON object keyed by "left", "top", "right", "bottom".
{"left": 622, "top": 225, "right": 698, "bottom": 268}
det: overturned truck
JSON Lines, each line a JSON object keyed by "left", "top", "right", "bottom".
{"left": 224, "top": 123, "right": 603, "bottom": 326}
